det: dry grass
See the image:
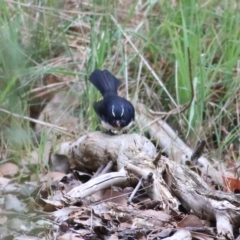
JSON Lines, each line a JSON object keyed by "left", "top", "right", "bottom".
{"left": 0, "top": 0, "right": 240, "bottom": 163}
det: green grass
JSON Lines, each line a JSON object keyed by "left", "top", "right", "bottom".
{"left": 1, "top": 0, "right": 240, "bottom": 166}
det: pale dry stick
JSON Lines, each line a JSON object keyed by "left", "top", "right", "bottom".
{"left": 28, "top": 85, "right": 65, "bottom": 101}
{"left": 43, "top": 56, "right": 79, "bottom": 67}
{"left": 22, "top": 83, "right": 66, "bottom": 98}
{"left": 201, "top": 0, "right": 213, "bottom": 8}
{"left": 78, "top": 47, "right": 91, "bottom": 71}
{"left": 140, "top": 108, "right": 181, "bottom": 132}
{"left": 135, "top": 21, "right": 144, "bottom": 32}
{"left": 0, "top": 108, "right": 70, "bottom": 134}
{"left": 175, "top": 60, "right": 179, "bottom": 104}
{"left": 135, "top": 59, "right": 143, "bottom": 103}
{"left": 99, "top": 161, "right": 114, "bottom": 176}
{"left": 68, "top": 35, "right": 90, "bottom": 45}
{"left": 148, "top": 104, "right": 188, "bottom": 115}
{"left": 92, "top": 165, "right": 105, "bottom": 179}
{"left": 127, "top": 177, "right": 143, "bottom": 204}
{"left": 17, "top": 47, "right": 40, "bottom": 67}
{"left": 210, "top": 97, "right": 235, "bottom": 125}
{"left": 124, "top": 42, "right": 129, "bottom": 100}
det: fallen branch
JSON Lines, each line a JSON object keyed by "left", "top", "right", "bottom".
{"left": 136, "top": 103, "right": 224, "bottom": 186}
{"left": 57, "top": 131, "right": 240, "bottom": 239}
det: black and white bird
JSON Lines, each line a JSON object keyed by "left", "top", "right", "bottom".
{"left": 89, "top": 69, "right": 135, "bottom": 132}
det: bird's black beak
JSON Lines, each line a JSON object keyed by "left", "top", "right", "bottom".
{"left": 114, "top": 120, "right": 121, "bottom": 130}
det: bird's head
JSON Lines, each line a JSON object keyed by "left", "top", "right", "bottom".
{"left": 107, "top": 103, "right": 134, "bottom": 131}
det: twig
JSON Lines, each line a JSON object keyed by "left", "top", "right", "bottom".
{"left": 0, "top": 108, "right": 69, "bottom": 133}
{"left": 127, "top": 177, "right": 143, "bottom": 205}
{"left": 153, "top": 150, "right": 162, "bottom": 167}
{"left": 99, "top": 161, "right": 114, "bottom": 176}
{"left": 191, "top": 140, "right": 206, "bottom": 163}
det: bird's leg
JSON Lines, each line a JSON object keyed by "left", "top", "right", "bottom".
{"left": 103, "top": 129, "right": 117, "bottom": 135}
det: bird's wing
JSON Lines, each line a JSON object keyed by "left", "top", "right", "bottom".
{"left": 93, "top": 100, "right": 107, "bottom": 120}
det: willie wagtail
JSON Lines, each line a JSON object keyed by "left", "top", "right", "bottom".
{"left": 89, "top": 69, "right": 135, "bottom": 132}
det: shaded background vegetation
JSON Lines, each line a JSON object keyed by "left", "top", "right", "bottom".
{"left": 0, "top": 0, "right": 240, "bottom": 163}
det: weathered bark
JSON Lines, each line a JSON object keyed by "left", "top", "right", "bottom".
{"left": 163, "top": 155, "right": 240, "bottom": 239}
{"left": 136, "top": 103, "right": 224, "bottom": 186}
{"left": 59, "top": 132, "right": 180, "bottom": 210}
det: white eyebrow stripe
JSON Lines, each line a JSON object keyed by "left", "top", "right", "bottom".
{"left": 112, "top": 105, "right": 115, "bottom": 117}
{"left": 120, "top": 105, "right": 124, "bottom": 117}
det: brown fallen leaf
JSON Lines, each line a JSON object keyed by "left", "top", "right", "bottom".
{"left": 57, "top": 233, "right": 84, "bottom": 240}
{"left": 178, "top": 214, "right": 203, "bottom": 228}
{"left": 101, "top": 190, "right": 128, "bottom": 206}
{"left": 0, "top": 162, "right": 19, "bottom": 177}
{"left": 41, "top": 171, "right": 66, "bottom": 183}
{"left": 118, "top": 222, "right": 132, "bottom": 230}
{"left": 52, "top": 206, "right": 82, "bottom": 222}
{"left": 108, "top": 234, "right": 119, "bottom": 240}
{"left": 143, "top": 209, "right": 171, "bottom": 222}
{"left": 42, "top": 199, "right": 63, "bottom": 212}
{"left": 222, "top": 175, "right": 240, "bottom": 192}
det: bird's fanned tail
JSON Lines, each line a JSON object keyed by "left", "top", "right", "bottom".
{"left": 89, "top": 69, "right": 121, "bottom": 96}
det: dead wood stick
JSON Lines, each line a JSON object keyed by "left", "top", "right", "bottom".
{"left": 162, "top": 155, "right": 240, "bottom": 239}
{"left": 64, "top": 169, "right": 128, "bottom": 200}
